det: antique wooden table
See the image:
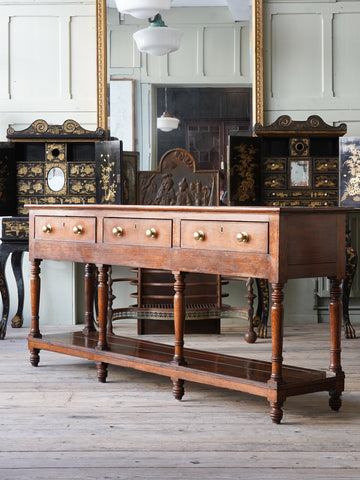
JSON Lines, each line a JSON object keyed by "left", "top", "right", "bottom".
{"left": 27, "top": 204, "right": 347, "bottom": 423}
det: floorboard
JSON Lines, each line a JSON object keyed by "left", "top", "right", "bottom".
{"left": 1, "top": 322, "right": 360, "bottom": 479}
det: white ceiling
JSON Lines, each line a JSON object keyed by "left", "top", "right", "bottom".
{"left": 106, "top": 1, "right": 250, "bottom": 21}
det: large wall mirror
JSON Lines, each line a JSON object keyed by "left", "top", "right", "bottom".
{"left": 95, "top": 0, "right": 263, "bottom": 151}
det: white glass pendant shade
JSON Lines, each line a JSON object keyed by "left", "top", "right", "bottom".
{"left": 133, "top": 15, "right": 183, "bottom": 56}
{"left": 157, "top": 112, "right": 180, "bottom": 132}
{"left": 114, "top": 0, "right": 170, "bottom": 19}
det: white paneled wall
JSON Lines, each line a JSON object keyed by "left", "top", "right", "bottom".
{"left": 0, "top": 1, "right": 97, "bottom": 327}
{"left": 263, "top": 0, "right": 360, "bottom": 135}
{"left": 0, "top": 0, "right": 97, "bottom": 140}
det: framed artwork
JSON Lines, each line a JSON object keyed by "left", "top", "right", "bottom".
{"left": 340, "top": 137, "right": 360, "bottom": 206}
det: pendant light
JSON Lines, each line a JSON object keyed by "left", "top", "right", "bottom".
{"left": 114, "top": 0, "right": 171, "bottom": 19}
{"left": 157, "top": 88, "right": 180, "bottom": 132}
{"left": 133, "top": 14, "right": 182, "bottom": 56}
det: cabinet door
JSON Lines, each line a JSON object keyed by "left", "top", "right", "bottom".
{"left": 0, "top": 142, "right": 16, "bottom": 216}
{"left": 227, "top": 136, "right": 261, "bottom": 206}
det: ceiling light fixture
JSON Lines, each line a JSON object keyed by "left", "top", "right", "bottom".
{"left": 157, "top": 87, "right": 180, "bottom": 132}
{"left": 133, "top": 14, "right": 183, "bottom": 56}
{"left": 114, "top": 0, "right": 171, "bottom": 20}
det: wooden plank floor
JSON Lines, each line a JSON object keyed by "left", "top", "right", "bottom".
{"left": 1, "top": 322, "right": 360, "bottom": 479}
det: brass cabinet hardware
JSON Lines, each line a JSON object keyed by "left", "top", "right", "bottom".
{"left": 146, "top": 227, "right": 157, "bottom": 238}
{"left": 112, "top": 226, "right": 123, "bottom": 237}
{"left": 237, "top": 232, "right": 249, "bottom": 243}
{"left": 42, "top": 224, "right": 52, "bottom": 233}
{"left": 193, "top": 230, "right": 205, "bottom": 241}
{"left": 73, "top": 225, "right": 83, "bottom": 234}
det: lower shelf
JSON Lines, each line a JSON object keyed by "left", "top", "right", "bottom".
{"left": 28, "top": 330, "right": 342, "bottom": 400}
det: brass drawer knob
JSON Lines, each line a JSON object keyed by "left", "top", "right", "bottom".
{"left": 42, "top": 224, "right": 52, "bottom": 233}
{"left": 112, "top": 226, "right": 123, "bottom": 237}
{"left": 237, "top": 232, "right": 249, "bottom": 243}
{"left": 145, "top": 227, "right": 157, "bottom": 238}
{"left": 73, "top": 225, "right": 83, "bottom": 235}
{"left": 193, "top": 230, "right": 205, "bottom": 241}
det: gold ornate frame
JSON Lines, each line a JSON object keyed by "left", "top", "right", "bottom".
{"left": 96, "top": 0, "right": 263, "bottom": 131}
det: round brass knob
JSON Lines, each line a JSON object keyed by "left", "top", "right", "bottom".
{"left": 145, "top": 228, "right": 157, "bottom": 238}
{"left": 42, "top": 224, "right": 52, "bottom": 233}
{"left": 112, "top": 226, "right": 123, "bottom": 237}
{"left": 73, "top": 225, "right": 83, "bottom": 235}
{"left": 237, "top": 232, "right": 249, "bottom": 243}
{"left": 193, "top": 230, "right": 205, "bottom": 241}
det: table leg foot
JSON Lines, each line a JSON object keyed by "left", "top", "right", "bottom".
{"left": 96, "top": 361, "right": 108, "bottom": 383}
{"left": 329, "top": 390, "right": 342, "bottom": 411}
{"left": 269, "top": 400, "right": 284, "bottom": 424}
{"left": 30, "top": 348, "right": 40, "bottom": 367}
{"left": 172, "top": 378, "right": 185, "bottom": 401}
{"left": 11, "top": 314, "right": 23, "bottom": 329}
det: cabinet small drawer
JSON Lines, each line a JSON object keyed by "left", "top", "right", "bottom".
{"left": 262, "top": 157, "right": 287, "bottom": 172}
{"left": 263, "top": 174, "right": 287, "bottom": 189}
{"left": 314, "top": 158, "right": 338, "bottom": 172}
{"left": 313, "top": 174, "right": 338, "bottom": 189}
{"left": 103, "top": 217, "right": 172, "bottom": 247}
{"left": 180, "top": 220, "right": 268, "bottom": 253}
{"left": 34, "top": 216, "right": 96, "bottom": 242}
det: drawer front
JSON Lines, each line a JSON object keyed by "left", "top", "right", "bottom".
{"left": 34, "top": 216, "right": 96, "bottom": 243}
{"left": 314, "top": 157, "right": 338, "bottom": 172}
{"left": 103, "top": 217, "right": 172, "bottom": 247}
{"left": 263, "top": 174, "right": 287, "bottom": 189}
{"left": 180, "top": 220, "right": 269, "bottom": 253}
{"left": 262, "top": 157, "right": 287, "bottom": 172}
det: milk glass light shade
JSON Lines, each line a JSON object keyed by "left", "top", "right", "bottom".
{"left": 114, "top": 0, "right": 171, "bottom": 19}
{"left": 157, "top": 112, "right": 180, "bottom": 132}
{"left": 133, "top": 15, "right": 183, "bottom": 56}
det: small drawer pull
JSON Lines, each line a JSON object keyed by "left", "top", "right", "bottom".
{"left": 112, "top": 226, "right": 123, "bottom": 237}
{"left": 193, "top": 230, "right": 205, "bottom": 241}
{"left": 146, "top": 228, "right": 157, "bottom": 239}
{"left": 237, "top": 232, "right": 249, "bottom": 243}
{"left": 73, "top": 225, "right": 83, "bottom": 235}
{"left": 42, "top": 224, "right": 52, "bottom": 233}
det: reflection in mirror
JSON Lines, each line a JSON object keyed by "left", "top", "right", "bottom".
{"left": 97, "top": 1, "right": 263, "bottom": 164}
{"left": 47, "top": 167, "right": 65, "bottom": 192}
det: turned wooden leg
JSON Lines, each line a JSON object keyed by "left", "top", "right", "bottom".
{"left": 328, "top": 276, "right": 344, "bottom": 411}
{"left": 244, "top": 277, "right": 257, "bottom": 344}
{"left": 171, "top": 271, "right": 186, "bottom": 401}
{"left": 267, "top": 282, "right": 285, "bottom": 423}
{"left": 28, "top": 260, "right": 42, "bottom": 367}
{"left": 29, "top": 260, "right": 42, "bottom": 340}
{"left": 83, "top": 263, "right": 96, "bottom": 336}
{"left": 95, "top": 264, "right": 109, "bottom": 353}
{"left": 96, "top": 361, "right": 108, "bottom": 383}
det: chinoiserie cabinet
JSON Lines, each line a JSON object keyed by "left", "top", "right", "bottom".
{"left": 0, "top": 119, "right": 137, "bottom": 339}
{"left": 227, "top": 114, "right": 356, "bottom": 339}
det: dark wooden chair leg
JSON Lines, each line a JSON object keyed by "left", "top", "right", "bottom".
{"left": 244, "top": 277, "right": 257, "bottom": 344}
{"left": 0, "top": 245, "right": 10, "bottom": 340}
{"left": 10, "top": 250, "right": 25, "bottom": 329}
{"left": 342, "top": 235, "right": 357, "bottom": 339}
{"left": 257, "top": 278, "right": 270, "bottom": 338}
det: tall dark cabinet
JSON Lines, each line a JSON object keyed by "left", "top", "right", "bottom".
{"left": 0, "top": 120, "right": 136, "bottom": 339}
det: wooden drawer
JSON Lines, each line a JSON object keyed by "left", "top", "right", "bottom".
{"left": 180, "top": 219, "right": 269, "bottom": 253}
{"left": 263, "top": 174, "right": 287, "bottom": 189}
{"left": 34, "top": 215, "right": 96, "bottom": 243}
{"left": 103, "top": 217, "right": 172, "bottom": 247}
{"left": 314, "top": 157, "right": 338, "bottom": 172}
{"left": 262, "top": 157, "right": 287, "bottom": 172}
